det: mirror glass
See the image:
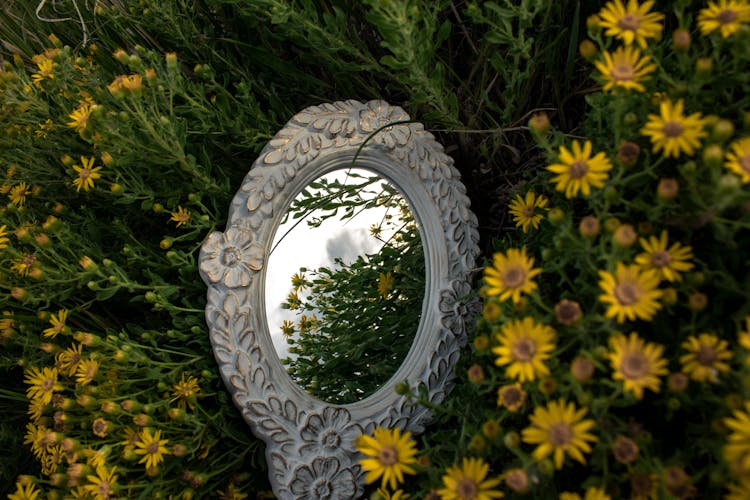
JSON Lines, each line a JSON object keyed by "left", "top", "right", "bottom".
{"left": 264, "top": 168, "right": 425, "bottom": 404}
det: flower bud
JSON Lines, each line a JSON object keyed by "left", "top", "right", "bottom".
{"left": 657, "top": 178, "right": 679, "bottom": 200}
{"left": 547, "top": 207, "right": 565, "bottom": 225}
{"left": 467, "top": 364, "right": 485, "bottom": 384}
{"left": 571, "top": 356, "right": 595, "bottom": 382}
{"left": 528, "top": 112, "right": 550, "bottom": 136}
{"left": 616, "top": 140, "right": 641, "bottom": 166}
{"left": 473, "top": 335, "right": 490, "bottom": 352}
{"left": 555, "top": 299, "right": 583, "bottom": 325}
{"left": 696, "top": 57, "right": 713, "bottom": 77}
{"left": 661, "top": 287, "right": 678, "bottom": 305}
{"left": 503, "top": 431, "right": 520, "bottom": 448}
{"left": 165, "top": 52, "right": 178, "bottom": 71}
{"left": 603, "top": 217, "right": 620, "bottom": 233}
{"left": 586, "top": 14, "right": 601, "bottom": 34}
{"left": 688, "top": 292, "right": 707, "bottom": 311}
{"left": 579, "top": 39, "right": 597, "bottom": 60}
{"left": 711, "top": 119, "right": 734, "bottom": 142}
{"left": 702, "top": 144, "right": 723, "bottom": 168}
{"left": 613, "top": 224, "right": 637, "bottom": 247}
{"left": 672, "top": 28, "right": 691, "bottom": 51}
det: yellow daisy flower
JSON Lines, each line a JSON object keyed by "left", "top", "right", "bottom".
{"left": 9, "top": 182, "right": 32, "bottom": 206}
{"left": 72, "top": 156, "right": 103, "bottom": 192}
{"left": 0, "top": 224, "right": 9, "bottom": 250}
{"left": 11, "top": 253, "right": 37, "bottom": 277}
{"left": 634, "top": 230, "right": 694, "bottom": 282}
{"left": 739, "top": 316, "right": 750, "bottom": 366}
{"left": 134, "top": 427, "right": 170, "bottom": 470}
{"left": 24, "top": 366, "right": 63, "bottom": 405}
{"left": 521, "top": 399, "right": 598, "bottom": 469}
{"left": 75, "top": 358, "right": 100, "bottom": 386}
{"left": 356, "top": 426, "right": 418, "bottom": 490}
{"left": 67, "top": 103, "right": 93, "bottom": 133}
{"left": 598, "top": 263, "right": 663, "bottom": 323}
{"left": 437, "top": 457, "right": 504, "bottom": 500}
{"left": 56, "top": 343, "right": 84, "bottom": 376}
{"left": 508, "top": 191, "right": 549, "bottom": 233}
{"left": 594, "top": 45, "right": 656, "bottom": 93}
{"left": 84, "top": 465, "right": 118, "bottom": 499}
{"left": 492, "top": 317, "right": 556, "bottom": 382}
{"left": 641, "top": 99, "right": 707, "bottom": 158}
{"left": 680, "top": 333, "right": 732, "bottom": 383}
{"left": 698, "top": 0, "right": 750, "bottom": 38}
{"left": 43, "top": 309, "right": 69, "bottom": 338}
{"left": 31, "top": 58, "right": 54, "bottom": 85}
{"left": 598, "top": 0, "right": 664, "bottom": 48}
{"left": 7, "top": 480, "right": 41, "bottom": 500}
{"left": 170, "top": 206, "right": 191, "bottom": 227}
{"left": 726, "top": 479, "right": 750, "bottom": 500}
{"left": 376, "top": 488, "right": 410, "bottom": 500}
{"left": 724, "top": 400, "right": 750, "bottom": 476}
{"left": 377, "top": 271, "right": 395, "bottom": 298}
{"left": 547, "top": 140, "right": 613, "bottom": 198}
{"left": 608, "top": 332, "right": 668, "bottom": 399}
{"left": 170, "top": 373, "right": 201, "bottom": 410}
{"left": 724, "top": 137, "right": 750, "bottom": 183}
{"left": 483, "top": 247, "right": 541, "bottom": 304}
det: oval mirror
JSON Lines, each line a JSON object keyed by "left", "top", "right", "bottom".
{"left": 265, "top": 168, "right": 425, "bottom": 404}
{"left": 199, "top": 100, "right": 479, "bottom": 499}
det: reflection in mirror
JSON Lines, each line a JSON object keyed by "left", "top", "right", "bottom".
{"left": 264, "top": 168, "right": 425, "bottom": 404}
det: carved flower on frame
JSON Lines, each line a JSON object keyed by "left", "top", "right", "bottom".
{"left": 359, "top": 100, "right": 411, "bottom": 149}
{"left": 200, "top": 227, "right": 264, "bottom": 288}
{"left": 439, "top": 280, "right": 478, "bottom": 343}
{"left": 300, "top": 407, "right": 361, "bottom": 457}
{"left": 289, "top": 457, "right": 357, "bottom": 500}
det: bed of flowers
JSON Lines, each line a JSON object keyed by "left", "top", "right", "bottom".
{"left": 353, "top": 1, "right": 750, "bottom": 499}
{"left": 2, "top": 0, "right": 750, "bottom": 499}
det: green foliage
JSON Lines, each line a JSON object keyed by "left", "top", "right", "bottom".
{"left": 0, "top": 0, "right": 599, "bottom": 496}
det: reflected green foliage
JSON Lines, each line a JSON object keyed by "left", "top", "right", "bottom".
{"left": 277, "top": 171, "right": 424, "bottom": 404}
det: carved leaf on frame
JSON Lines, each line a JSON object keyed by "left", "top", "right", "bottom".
{"left": 293, "top": 101, "right": 360, "bottom": 137}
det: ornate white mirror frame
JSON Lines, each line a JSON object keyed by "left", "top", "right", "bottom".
{"left": 198, "top": 100, "right": 479, "bottom": 499}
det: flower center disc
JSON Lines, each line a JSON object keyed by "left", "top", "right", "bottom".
{"left": 220, "top": 247, "right": 241, "bottom": 267}
{"left": 378, "top": 445, "right": 399, "bottom": 466}
{"left": 696, "top": 346, "right": 717, "bottom": 366}
{"left": 146, "top": 442, "right": 159, "bottom": 454}
{"left": 568, "top": 160, "right": 589, "bottom": 179}
{"left": 41, "top": 378, "right": 55, "bottom": 391}
{"left": 522, "top": 206, "right": 535, "bottom": 217}
{"left": 512, "top": 338, "right": 537, "bottom": 361}
{"left": 456, "top": 478, "right": 479, "bottom": 500}
{"left": 663, "top": 121, "right": 684, "bottom": 138}
{"left": 739, "top": 155, "right": 750, "bottom": 174}
{"left": 502, "top": 266, "right": 526, "bottom": 288}
{"left": 614, "top": 282, "right": 640, "bottom": 306}
{"left": 502, "top": 387, "right": 522, "bottom": 406}
{"left": 617, "top": 13, "right": 640, "bottom": 31}
{"left": 79, "top": 169, "right": 91, "bottom": 180}
{"left": 717, "top": 9, "right": 738, "bottom": 24}
{"left": 321, "top": 430, "right": 341, "bottom": 449}
{"left": 620, "top": 353, "right": 648, "bottom": 379}
{"left": 651, "top": 250, "right": 671, "bottom": 268}
{"left": 548, "top": 422, "right": 573, "bottom": 446}
{"left": 612, "top": 64, "right": 635, "bottom": 81}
